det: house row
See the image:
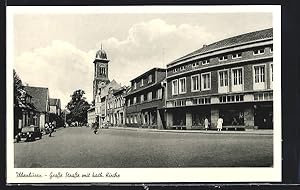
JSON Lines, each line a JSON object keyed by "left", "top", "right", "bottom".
{"left": 88, "top": 28, "right": 273, "bottom": 130}
{"left": 14, "top": 85, "right": 62, "bottom": 135}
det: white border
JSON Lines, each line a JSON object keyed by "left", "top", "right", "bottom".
{"left": 7, "top": 5, "right": 281, "bottom": 183}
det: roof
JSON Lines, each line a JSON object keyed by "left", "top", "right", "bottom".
{"left": 49, "top": 98, "right": 61, "bottom": 107}
{"left": 100, "top": 80, "right": 121, "bottom": 97}
{"left": 24, "top": 86, "right": 49, "bottom": 112}
{"left": 113, "top": 86, "right": 127, "bottom": 96}
{"left": 168, "top": 28, "right": 273, "bottom": 66}
{"left": 130, "top": 67, "right": 166, "bottom": 82}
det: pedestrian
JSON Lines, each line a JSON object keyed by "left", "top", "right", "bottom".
{"left": 217, "top": 117, "right": 223, "bottom": 132}
{"left": 48, "top": 123, "right": 53, "bottom": 137}
{"left": 45, "top": 122, "right": 49, "bottom": 134}
{"left": 93, "top": 120, "right": 99, "bottom": 134}
{"left": 204, "top": 117, "right": 209, "bottom": 131}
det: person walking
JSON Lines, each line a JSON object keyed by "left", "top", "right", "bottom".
{"left": 93, "top": 120, "right": 99, "bottom": 134}
{"left": 48, "top": 123, "right": 53, "bottom": 137}
{"left": 204, "top": 117, "right": 209, "bottom": 131}
{"left": 217, "top": 117, "right": 223, "bottom": 132}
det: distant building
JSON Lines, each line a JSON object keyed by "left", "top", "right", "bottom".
{"left": 106, "top": 86, "right": 127, "bottom": 126}
{"left": 125, "top": 68, "right": 166, "bottom": 129}
{"left": 87, "top": 106, "right": 96, "bottom": 127}
{"left": 165, "top": 28, "right": 273, "bottom": 130}
{"left": 24, "top": 86, "right": 50, "bottom": 130}
{"left": 49, "top": 98, "right": 61, "bottom": 116}
{"left": 95, "top": 80, "right": 121, "bottom": 125}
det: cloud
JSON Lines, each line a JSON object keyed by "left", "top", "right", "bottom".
{"left": 15, "top": 19, "right": 214, "bottom": 107}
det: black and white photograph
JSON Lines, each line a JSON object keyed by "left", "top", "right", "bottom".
{"left": 6, "top": 6, "right": 281, "bottom": 183}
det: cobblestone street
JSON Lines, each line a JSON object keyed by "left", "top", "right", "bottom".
{"left": 14, "top": 127, "right": 273, "bottom": 168}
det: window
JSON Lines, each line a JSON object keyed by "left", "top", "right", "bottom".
{"left": 254, "top": 65, "right": 265, "bottom": 83}
{"left": 270, "top": 47, "right": 273, "bottom": 53}
{"left": 202, "top": 59, "right": 210, "bottom": 65}
{"left": 133, "top": 97, "right": 137, "bottom": 104}
{"left": 140, "top": 79, "right": 144, "bottom": 87}
{"left": 147, "top": 92, "right": 152, "bottom": 101}
{"left": 134, "top": 115, "right": 137, "bottom": 123}
{"left": 253, "top": 48, "right": 265, "bottom": 55}
{"left": 126, "top": 117, "right": 129, "bottom": 124}
{"left": 192, "top": 62, "right": 199, "bottom": 68}
{"left": 219, "top": 55, "right": 228, "bottom": 61}
{"left": 172, "top": 79, "right": 178, "bottom": 95}
{"left": 193, "top": 97, "right": 211, "bottom": 105}
{"left": 133, "top": 82, "right": 137, "bottom": 90}
{"left": 179, "top": 100, "right": 186, "bottom": 106}
{"left": 157, "top": 88, "right": 163, "bottom": 99}
{"left": 254, "top": 92, "right": 273, "bottom": 101}
{"left": 140, "top": 94, "right": 144, "bottom": 102}
{"left": 127, "top": 99, "right": 131, "bottom": 106}
{"left": 179, "top": 77, "right": 186, "bottom": 94}
{"left": 191, "top": 74, "right": 200, "bottom": 92}
{"left": 219, "top": 70, "right": 229, "bottom": 87}
{"left": 219, "top": 95, "right": 244, "bottom": 103}
{"left": 201, "top": 72, "right": 211, "bottom": 90}
{"left": 232, "top": 53, "right": 242, "bottom": 59}
{"left": 180, "top": 65, "right": 186, "bottom": 71}
{"left": 270, "top": 63, "right": 273, "bottom": 89}
{"left": 173, "top": 68, "right": 178, "bottom": 73}
{"left": 148, "top": 75, "right": 153, "bottom": 83}
{"left": 130, "top": 116, "right": 133, "bottom": 124}
{"left": 232, "top": 68, "right": 243, "bottom": 85}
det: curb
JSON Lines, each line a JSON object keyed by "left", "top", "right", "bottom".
{"left": 108, "top": 127, "right": 273, "bottom": 136}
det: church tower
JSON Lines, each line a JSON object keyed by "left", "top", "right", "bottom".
{"left": 93, "top": 45, "right": 110, "bottom": 101}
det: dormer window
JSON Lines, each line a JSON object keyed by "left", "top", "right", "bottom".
{"left": 232, "top": 53, "right": 242, "bottom": 59}
{"left": 192, "top": 62, "right": 199, "bottom": 68}
{"left": 173, "top": 68, "right": 178, "bottom": 73}
{"left": 140, "top": 79, "right": 144, "bottom": 87}
{"left": 148, "top": 75, "right": 153, "bottom": 83}
{"left": 219, "top": 55, "right": 228, "bottom": 61}
{"left": 180, "top": 65, "right": 186, "bottom": 71}
{"left": 253, "top": 48, "right": 265, "bottom": 55}
{"left": 202, "top": 59, "right": 210, "bottom": 65}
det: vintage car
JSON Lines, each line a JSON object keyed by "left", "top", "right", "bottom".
{"left": 15, "top": 125, "right": 42, "bottom": 142}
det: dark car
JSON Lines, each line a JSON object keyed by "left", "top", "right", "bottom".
{"left": 15, "top": 125, "right": 42, "bottom": 142}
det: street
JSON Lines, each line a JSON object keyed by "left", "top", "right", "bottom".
{"left": 14, "top": 127, "right": 273, "bottom": 168}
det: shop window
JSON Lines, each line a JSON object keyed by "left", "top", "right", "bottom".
{"left": 220, "top": 109, "right": 244, "bottom": 126}
{"left": 173, "top": 110, "right": 186, "bottom": 125}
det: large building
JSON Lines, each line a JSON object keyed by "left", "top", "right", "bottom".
{"left": 125, "top": 68, "right": 166, "bottom": 129}
{"left": 165, "top": 28, "right": 273, "bottom": 130}
{"left": 49, "top": 98, "right": 61, "bottom": 116}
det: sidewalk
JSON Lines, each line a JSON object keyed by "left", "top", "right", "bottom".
{"left": 108, "top": 126, "right": 273, "bottom": 135}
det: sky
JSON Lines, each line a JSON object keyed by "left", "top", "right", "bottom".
{"left": 13, "top": 12, "right": 272, "bottom": 108}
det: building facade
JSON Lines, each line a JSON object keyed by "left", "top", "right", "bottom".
{"left": 87, "top": 106, "right": 96, "bottom": 127}
{"left": 49, "top": 98, "right": 61, "bottom": 116}
{"left": 24, "top": 86, "right": 50, "bottom": 131}
{"left": 125, "top": 68, "right": 166, "bottom": 129}
{"left": 106, "top": 86, "right": 127, "bottom": 126}
{"left": 165, "top": 28, "right": 273, "bottom": 130}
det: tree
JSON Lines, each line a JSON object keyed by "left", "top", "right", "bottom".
{"left": 66, "top": 89, "right": 90, "bottom": 125}
{"left": 14, "top": 69, "right": 24, "bottom": 136}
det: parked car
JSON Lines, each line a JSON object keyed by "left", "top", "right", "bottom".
{"left": 15, "top": 125, "right": 42, "bottom": 142}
